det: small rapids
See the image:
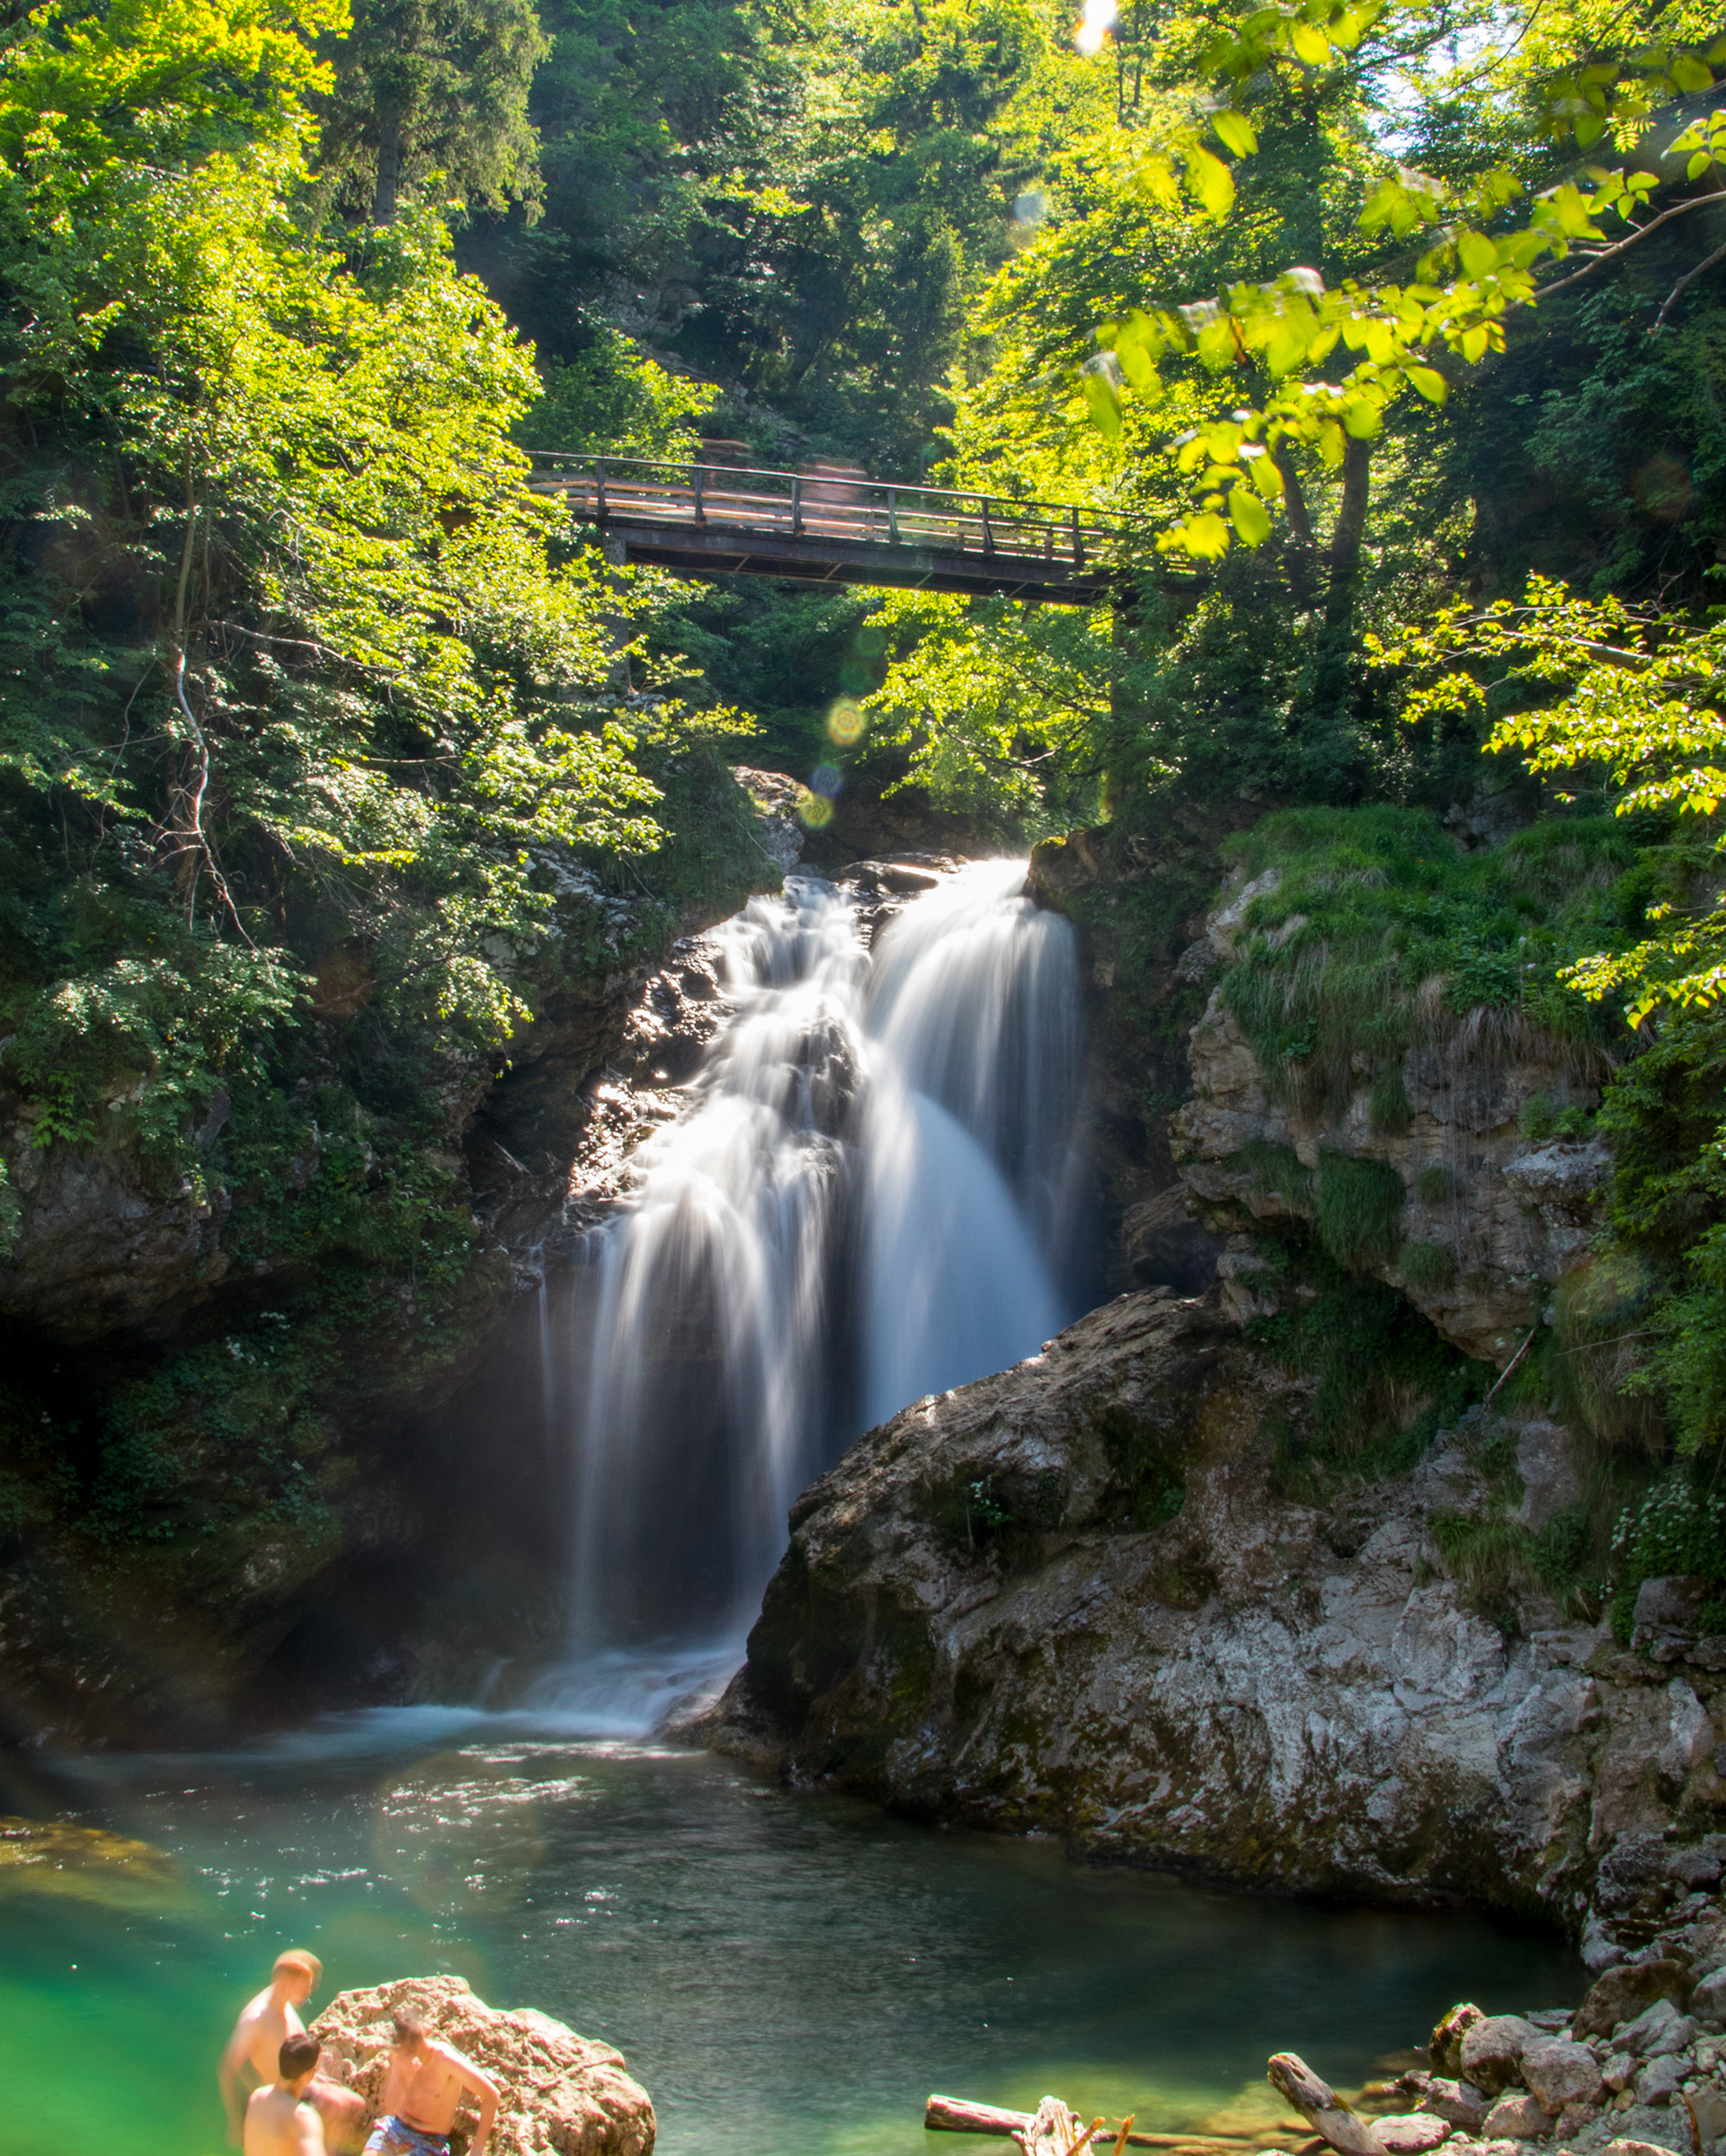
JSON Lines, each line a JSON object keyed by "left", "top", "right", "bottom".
{"left": 542, "top": 860, "right": 1087, "bottom": 1680}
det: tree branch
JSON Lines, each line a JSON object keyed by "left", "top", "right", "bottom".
{"left": 1536, "top": 191, "right": 1723, "bottom": 302}
{"left": 1654, "top": 234, "right": 1726, "bottom": 331}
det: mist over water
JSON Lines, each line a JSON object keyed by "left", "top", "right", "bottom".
{"left": 548, "top": 861, "right": 1087, "bottom": 1672}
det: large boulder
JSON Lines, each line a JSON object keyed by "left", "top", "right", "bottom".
{"left": 1459, "top": 2015, "right": 1540, "bottom": 2096}
{"left": 1520, "top": 2038, "right": 1604, "bottom": 2112}
{"left": 311, "top": 1975, "right": 654, "bottom": 2156}
{"left": 1574, "top": 1962, "right": 1694, "bottom": 2040}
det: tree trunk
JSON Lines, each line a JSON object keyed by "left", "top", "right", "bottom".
{"left": 1322, "top": 433, "right": 1372, "bottom": 635}
{"left": 1276, "top": 451, "right": 1318, "bottom": 609}
{"left": 374, "top": 105, "right": 402, "bottom": 224}
{"left": 1266, "top": 2054, "right": 1383, "bottom": 2156}
{"left": 1309, "top": 433, "right": 1371, "bottom": 726}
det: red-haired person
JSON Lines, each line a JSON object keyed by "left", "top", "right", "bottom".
{"left": 219, "top": 1951, "right": 368, "bottom": 2152}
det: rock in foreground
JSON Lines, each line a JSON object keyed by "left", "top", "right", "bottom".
{"left": 311, "top": 1975, "right": 654, "bottom": 2156}
{"left": 710, "top": 1287, "right": 1726, "bottom": 1927}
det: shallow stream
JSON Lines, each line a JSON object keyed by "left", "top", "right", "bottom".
{"left": 10, "top": 1709, "right": 1582, "bottom": 2156}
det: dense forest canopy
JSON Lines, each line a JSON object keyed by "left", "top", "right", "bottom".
{"left": 1, "top": 0, "right": 1724, "bottom": 1597}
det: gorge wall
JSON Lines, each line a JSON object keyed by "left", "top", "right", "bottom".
{"left": 709, "top": 818, "right": 1724, "bottom": 1943}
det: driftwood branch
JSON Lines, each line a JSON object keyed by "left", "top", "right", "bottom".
{"left": 1267, "top": 2054, "right": 1383, "bottom": 2156}
{"left": 925, "top": 2098, "right": 1246, "bottom": 2150}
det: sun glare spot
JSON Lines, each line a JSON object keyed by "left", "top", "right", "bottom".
{"left": 1074, "top": 0, "right": 1117, "bottom": 56}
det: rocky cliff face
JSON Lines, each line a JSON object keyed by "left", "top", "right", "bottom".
{"left": 711, "top": 1283, "right": 1726, "bottom": 1932}
{"left": 1170, "top": 867, "right": 1612, "bottom": 1364}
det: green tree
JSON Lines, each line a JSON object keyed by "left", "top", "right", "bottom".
{"left": 0, "top": 0, "right": 705, "bottom": 1163}
{"left": 316, "top": 0, "right": 547, "bottom": 223}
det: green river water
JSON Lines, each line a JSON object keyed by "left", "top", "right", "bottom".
{"left": 4, "top": 1707, "right": 1583, "bottom": 2156}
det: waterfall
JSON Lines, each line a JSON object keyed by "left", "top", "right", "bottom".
{"left": 547, "top": 858, "right": 1085, "bottom": 1684}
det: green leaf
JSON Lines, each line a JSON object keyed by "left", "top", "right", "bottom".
{"left": 1213, "top": 110, "right": 1258, "bottom": 157}
{"left": 1405, "top": 364, "right": 1448, "bottom": 403}
{"left": 1175, "top": 511, "right": 1232, "bottom": 560}
{"left": 1288, "top": 21, "right": 1330, "bottom": 64}
{"left": 1186, "top": 146, "right": 1236, "bottom": 219}
{"left": 1456, "top": 229, "right": 1498, "bottom": 278}
{"left": 1228, "top": 484, "right": 1271, "bottom": 545}
{"left": 1081, "top": 370, "right": 1122, "bottom": 438}
{"left": 1672, "top": 56, "right": 1713, "bottom": 92}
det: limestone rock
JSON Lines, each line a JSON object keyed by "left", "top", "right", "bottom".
{"left": 1418, "top": 2081, "right": 1490, "bottom": 2133}
{"left": 1434, "top": 2009, "right": 1489, "bottom": 2077}
{"left": 714, "top": 1284, "right": 1726, "bottom": 1928}
{"left": 1691, "top": 1968, "right": 1726, "bottom": 2032}
{"left": 1634, "top": 1580, "right": 1713, "bottom": 1664}
{"left": 1479, "top": 2094, "right": 1553, "bottom": 2139}
{"left": 1512, "top": 1422, "right": 1587, "bottom": 1534}
{"left": 1686, "top": 2082, "right": 1726, "bottom": 2141}
{"left": 1375, "top": 2117, "right": 1452, "bottom": 2152}
{"left": 1123, "top": 1186, "right": 1222, "bottom": 1296}
{"left": 1578, "top": 1965, "right": 1695, "bottom": 2040}
{"left": 1166, "top": 877, "right": 1611, "bottom": 1362}
{"left": 1462, "top": 2018, "right": 1540, "bottom": 2097}
{"left": 1619, "top": 2001, "right": 1693, "bottom": 2057}
{"left": 1521, "top": 2039, "right": 1604, "bottom": 2111}
{"left": 310, "top": 1975, "right": 654, "bottom": 2156}
{"left": 1634, "top": 2056, "right": 1688, "bottom": 2106}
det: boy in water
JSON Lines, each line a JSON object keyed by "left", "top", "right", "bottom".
{"left": 364, "top": 2009, "right": 501, "bottom": 2156}
{"left": 244, "top": 2035, "right": 327, "bottom": 2156}
{"left": 220, "top": 1950, "right": 369, "bottom": 2152}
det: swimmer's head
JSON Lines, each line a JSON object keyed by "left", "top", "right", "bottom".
{"left": 392, "top": 2010, "right": 430, "bottom": 2054}
{"left": 273, "top": 1949, "right": 322, "bottom": 2002}
{"left": 280, "top": 2034, "right": 321, "bottom": 2090}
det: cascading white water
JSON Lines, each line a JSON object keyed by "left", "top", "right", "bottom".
{"left": 548, "top": 858, "right": 1085, "bottom": 1692}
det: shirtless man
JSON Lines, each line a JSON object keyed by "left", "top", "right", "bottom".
{"left": 363, "top": 2009, "right": 501, "bottom": 2156}
{"left": 220, "top": 1950, "right": 369, "bottom": 2153}
{"left": 244, "top": 2035, "right": 326, "bottom": 2156}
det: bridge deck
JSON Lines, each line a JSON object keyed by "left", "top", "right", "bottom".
{"left": 529, "top": 454, "right": 1115, "bottom": 604}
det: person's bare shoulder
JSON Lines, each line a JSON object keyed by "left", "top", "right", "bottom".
{"left": 432, "top": 2038, "right": 498, "bottom": 2091}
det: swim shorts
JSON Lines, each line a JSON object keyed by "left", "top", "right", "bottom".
{"left": 364, "top": 2116, "right": 452, "bottom": 2156}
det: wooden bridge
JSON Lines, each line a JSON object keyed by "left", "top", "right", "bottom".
{"left": 529, "top": 453, "right": 1116, "bottom": 605}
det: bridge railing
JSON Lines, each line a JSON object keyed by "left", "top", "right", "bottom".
{"left": 528, "top": 453, "right": 1114, "bottom": 570}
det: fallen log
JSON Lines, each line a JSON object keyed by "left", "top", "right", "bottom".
{"left": 925, "top": 2097, "right": 1250, "bottom": 2149}
{"left": 1265, "top": 2056, "right": 1383, "bottom": 2156}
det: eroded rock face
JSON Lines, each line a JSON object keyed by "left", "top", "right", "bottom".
{"left": 1170, "top": 988, "right": 1609, "bottom": 1363}
{"left": 712, "top": 1289, "right": 1726, "bottom": 1925}
{"left": 311, "top": 1974, "right": 654, "bottom": 2156}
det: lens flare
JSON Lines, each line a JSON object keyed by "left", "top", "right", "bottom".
{"left": 827, "top": 699, "right": 866, "bottom": 746}
{"left": 796, "top": 787, "right": 835, "bottom": 830}
{"left": 810, "top": 764, "right": 843, "bottom": 798}
{"left": 1074, "top": 0, "right": 1116, "bottom": 54}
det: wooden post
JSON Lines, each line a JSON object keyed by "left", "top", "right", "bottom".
{"left": 693, "top": 459, "right": 705, "bottom": 524}
{"left": 596, "top": 458, "right": 607, "bottom": 526}
{"left": 1071, "top": 503, "right": 1084, "bottom": 570}
{"left": 792, "top": 473, "right": 803, "bottom": 537}
{"left": 982, "top": 495, "right": 994, "bottom": 555}
{"left": 889, "top": 486, "right": 900, "bottom": 543}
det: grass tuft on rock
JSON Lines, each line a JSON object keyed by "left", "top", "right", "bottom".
{"left": 1216, "top": 806, "right": 1640, "bottom": 1115}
